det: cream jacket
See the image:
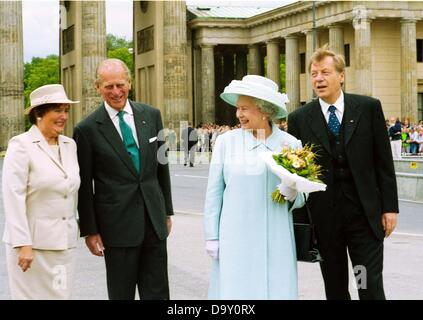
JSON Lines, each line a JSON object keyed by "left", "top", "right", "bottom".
{"left": 2, "top": 125, "right": 80, "bottom": 250}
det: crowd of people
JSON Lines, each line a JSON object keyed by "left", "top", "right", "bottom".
{"left": 387, "top": 117, "right": 423, "bottom": 159}
{"left": 168, "top": 116, "right": 423, "bottom": 162}
{"left": 164, "top": 121, "right": 288, "bottom": 155}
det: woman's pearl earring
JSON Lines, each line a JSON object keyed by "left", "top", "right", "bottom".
{"left": 262, "top": 116, "right": 267, "bottom": 121}
{"left": 37, "top": 117, "right": 42, "bottom": 121}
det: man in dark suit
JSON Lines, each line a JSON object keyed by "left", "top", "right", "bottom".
{"left": 73, "top": 58, "right": 173, "bottom": 300}
{"left": 288, "top": 47, "right": 398, "bottom": 300}
{"left": 181, "top": 122, "right": 197, "bottom": 167}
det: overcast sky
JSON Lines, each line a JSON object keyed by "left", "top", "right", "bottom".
{"left": 22, "top": 0, "right": 293, "bottom": 62}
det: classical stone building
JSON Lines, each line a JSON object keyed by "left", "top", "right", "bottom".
{"left": 1, "top": 1, "right": 423, "bottom": 150}
{"left": 188, "top": 1, "right": 423, "bottom": 126}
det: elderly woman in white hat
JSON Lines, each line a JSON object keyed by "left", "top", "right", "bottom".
{"left": 2, "top": 84, "right": 80, "bottom": 299}
{"left": 203, "top": 75, "right": 307, "bottom": 299}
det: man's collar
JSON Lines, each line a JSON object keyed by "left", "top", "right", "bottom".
{"left": 319, "top": 91, "right": 344, "bottom": 114}
{"left": 104, "top": 100, "right": 131, "bottom": 118}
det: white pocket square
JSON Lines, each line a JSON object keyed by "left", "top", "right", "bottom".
{"left": 149, "top": 136, "right": 158, "bottom": 143}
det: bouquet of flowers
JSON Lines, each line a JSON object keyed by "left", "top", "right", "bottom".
{"left": 260, "top": 144, "right": 327, "bottom": 203}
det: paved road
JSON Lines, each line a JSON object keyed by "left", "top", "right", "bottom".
{"left": 0, "top": 157, "right": 422, "bottom": 299}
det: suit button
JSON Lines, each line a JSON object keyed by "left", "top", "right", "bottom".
{"left": 64, "top": 195, "right": 68, "bottom": 199}
{"left": 64, "top": 175, "right": 68, "bottom": 179}
{"left": 62, "top": 217, "right": 66, "bottom": 220}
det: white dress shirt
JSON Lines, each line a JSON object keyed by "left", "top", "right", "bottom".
{"left": 104, "top": 100, "right": 140, "bottom": 147}
{"left": 319, "top": 91, "right": 344, "bottom": 124}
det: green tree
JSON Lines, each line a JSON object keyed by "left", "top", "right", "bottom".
{"left": 107, "top": 34, "right": 133, "bottom": 51}
{"left": 106, "top": 34, "right": 134, "bottom": 99}
{"left": 23, "top": 54, "right": 59, "bottom": 129}
{"left": 108, "top": 47, "right": 133, "bottom": 75}
{"left": 280, "top": 54, "right": 286, "bottom": 93}
{"left": 23, "top": 34, "right": 133, "bottom": 114}
{"left": 24, "top": 55, "right": 59, "bottom": 108}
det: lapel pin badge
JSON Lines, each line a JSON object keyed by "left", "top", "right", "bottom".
{"left": 142, "top": 120, "right": 146, "bottom": 124}
{"left": 350, "top": 120, "right": 354, "bottom": 123}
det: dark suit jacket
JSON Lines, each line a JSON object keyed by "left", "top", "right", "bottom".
{"left": 73, "top": 101, "right": 173, "bottom": 247}
{"left": 181, "top": 126, "right": 198, "bottom": 149}
{"left": 288, "top": 93, "right": 398, "bottom": 247}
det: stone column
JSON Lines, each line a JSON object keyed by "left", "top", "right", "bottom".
{"left": 194, "top": 45, "right": 203, "bottom": 125}
{"left": 328, "top": 24, "right": 344, "bottom": 56}
{"left": 401, "top": 18, "right": 418, "bottom": 124}
{"left": 266, "top": 39, "right": 281, "bottom": 89}
{"left": 354, "top": 17, "right": 372, "bottom": 96}
{"left": 304, "top": 29, "right": 315, "bottom": 102}
{"left": 248, "top": 44, "right": 262, "bottom": 75}
{"left": 214, "top": 53, "right": 224, "bottom": 125}
{"left": 285, "top": 35, "right": 300, "bottom": 112}
{"left": 235, "top": 49, "right": 248, "bottom": 80}
{"left": 81, "top": 1, "right": 107, "bottom": 117}
{"left": 163, "top": 1, "right": 189, "bottom": 126}
{"left": 0, "top": 1, "right": 24, "bottom": 151}
{"left": 223, "top": 52, "right": 236, "bottom": 125}
{"left": 201, "top": 44, "right": 215, "bottom": 124}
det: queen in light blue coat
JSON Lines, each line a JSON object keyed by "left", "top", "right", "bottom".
{"left": 204, "top": 75, "right": 306, "bottom": 299}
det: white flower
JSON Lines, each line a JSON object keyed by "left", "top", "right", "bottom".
{"left": 292, "top": 161, "right": 301, "bottom": 169}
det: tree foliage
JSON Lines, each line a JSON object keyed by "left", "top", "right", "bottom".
{"left": 24, "top": 54, "right": 59, "bottom": 108}
{"left": 107, "top": 34, "right": 133, "bottom": 74}
{"left": 23, "top": 34, "right": 134, "bottom": 109}
{"left": 106, "top": 34, "right": 134, "bottom": 99}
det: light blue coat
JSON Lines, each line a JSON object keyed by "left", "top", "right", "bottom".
{"left": 204, "top": 124, "right": 306, "bottom": 299}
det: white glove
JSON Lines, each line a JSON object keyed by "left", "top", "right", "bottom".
{"left": 278, "top": 184, "right": 298, "bottom": 202}
{"left": 206, "top": 240, "right": 219, "bottom": 260}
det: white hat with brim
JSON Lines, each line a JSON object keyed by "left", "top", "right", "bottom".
{"left": 25, "top": 84, "right": 79, "bottom": 115}
{"left": 220, "top": 75, "right": 289, "bottom": 119}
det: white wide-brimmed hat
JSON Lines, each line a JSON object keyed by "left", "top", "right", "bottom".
{"left": 25, "top": 84, "right": 79, "bottom": 115}
{"left": 220, "top": 75, "right": 289, "bottom": 119}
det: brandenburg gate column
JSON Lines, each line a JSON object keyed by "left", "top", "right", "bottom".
{"left": 0, "top": 1, "right": 24, "bottom": 151}
{"left": 81, "top": 1, "right": 107, "bottom": 116}
{"left": 248, "top": 44, "right": 262, "bottom": 75}
{"left": 304, "top": 29, "right": 315, "bottom": 102}
{"left": 400, "top": 18, "right": 418, "bottom": 123}
{"left": 354, "top": 16, "right": 372, "bottom": 96}
{"left": 163, "top": 1, "right": 189, "bottom": 126}
{"left": 201, "top": 44, "right": 216, "bottom": 124}
{"left": 285, "top": 35, "right": 300, "bottom": 112}
{"left": 235, "top": 49, "right": 248, "bottom": 80}
{"left": 328, "top": 24, "right": 345, "bottom": 89}
{"left": 328, "top": 24, "right": 344, "bottom": 56}
{"left": 266, "top": 39, "right": 281, "bottom": 89}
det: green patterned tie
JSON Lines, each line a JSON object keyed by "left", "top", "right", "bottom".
{"left": 118, "top": 111, "right": 140, "bottom": 174}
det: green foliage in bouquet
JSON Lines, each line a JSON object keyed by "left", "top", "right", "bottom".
{"left": 271, "top": 144, "right": 324, "bottom": 204}
{"left": 272, "top": 144, "right": 323, "bottom": 182}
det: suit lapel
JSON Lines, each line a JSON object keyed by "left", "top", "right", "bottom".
{"left": 131, "top": 101, "right": 150, "bottom": 179}
{"left": 343, "top": 93, "right": 362, "bottom": 146}
{"left": 307, "top": 100, "right": 331, "bottom": 155}
{"left": 57, "top": 136, "right": 71, "bottom": 175}
{"left": 28, "top": 125, "right": 67, "bottom": 175}
{"left": 96, "top": 104, "right": 139, "bottom": 177}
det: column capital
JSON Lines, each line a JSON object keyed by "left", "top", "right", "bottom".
{"left": 327, "top": 24, "right": 344, "bottom": 30}
{"left": 265, "top": 38, "right": 280, "bottom": 45}
{"left": 401, "top": 17, "right": 419, "bottom": 24}
{"left": 235, "top": 47, "right": 248, "bottom": 55}
{"left": 248, "top": 43, "right": 260, "bottom": 49}
{"left": 199, "top": 43, "right": 216, "bottom": 49}
{"left": 284, "top": 34, "right": 299, "bottom": 40}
